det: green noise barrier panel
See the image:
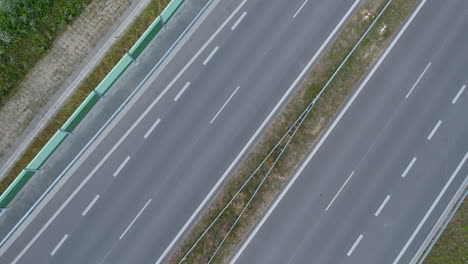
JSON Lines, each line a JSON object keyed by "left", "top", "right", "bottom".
{"left": 0, "top": 170, "right": 36, "bottom": 208}
{"left": 94, "top": 54, "right": 134, "bottom": 95}
{"left": 0, "top": 0, "right": 186, "bottom": 208}
{"left": 27, "top": 130, "right": 69, "bottom": 170}
{"left": 61, "top": 92, "right": 101, "bottom": 132}
{"left": 128, "top": 17, "right": 164, "bottom": 58}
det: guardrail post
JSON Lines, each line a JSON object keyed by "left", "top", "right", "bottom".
{"left": 93, "top": 89, "right": 104, "bottom": 98}
{"left": 59, "top": 128, "right": 73, "bottom": 136}
{"left": 127, "top": 52, "right": 135, "bottom": 62}
{"left": 159, "top": 15, "right": 166, "bottom": 28}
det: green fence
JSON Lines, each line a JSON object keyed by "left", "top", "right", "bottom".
{"left": 0, "top": 0, "right": 185, "bottom": 209}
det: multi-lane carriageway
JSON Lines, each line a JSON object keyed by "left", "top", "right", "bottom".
{"left": 0, "top": 0, "right": 364, "bottom": 263}
{"left": 231, "top": 0, "right": 468, "bottom": 263}
{"left": 2, "top": 0, "right": 467, "bottom": 263}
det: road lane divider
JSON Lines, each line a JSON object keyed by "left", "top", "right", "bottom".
{"left": 119, "top": 199, "right": 151, "bottom": 240}
{"left": 402, "top": 157, "right": 417, "bottom": 178}
{"left": 174, "top": 82, "right": 191, "bottom": 102}
{"left": 375, "top": 195, "right": 391, "bottom": 216}
{"left": 50, "top": 234, "right": 68, "bottom": 256}
{"left": 231, "top": 12, "right": 247, "bottom": 31}
{"left": 427, "top": 120, "right": 442, "bottom": 141}
{"left": 144, "top": 118, "right": 162, "bottom": 139}
{"left": 210, "top": 86, "right": 240, "bottom": 124}
{"left": 293, "top": 0, "right": 309, "bottom": 18}
{"left": 405, "top": 62, "right": 431, "bottom": 99}
{"left": 393, "top": 151, "right": 468, "bottom": 264}
{"left": 113, "top": 156, "right": 131, "bottom": 177}
{"left": 451, "top": 84, "right": 465, "bottom": 104}
{"left": 325, "top": 171, "right": 355, "bottom": 211}
{"left": 203, "top": 46, "right": 220, "bottom": 65}
{"left": 82, "top": 195, "right": 100, "bottom": 216}
{"left": 347, "top": 234, "right": 363, "bottom": 256}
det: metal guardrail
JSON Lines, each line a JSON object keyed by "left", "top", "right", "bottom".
{"left": 0, "top": 0, "right": 185, "bottom": 209}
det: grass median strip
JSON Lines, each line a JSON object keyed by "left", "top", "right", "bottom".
{"left": 0, "top": 0, "right": 171, "bottom": 196}
{"left": 167, "top": 0, "right": 421, "bottom": 263}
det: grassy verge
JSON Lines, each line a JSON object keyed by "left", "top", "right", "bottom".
{"left": 0, "top": 0, "right": 170, "bottom": 195}
{"left": 424, "top": 198, "right": 467, "bottom": 264}
{"left": 0, "top": 0, "right": 92, "bottom": 104}
{"left": 167, "top": 0, "right": 421, "bottom": 263}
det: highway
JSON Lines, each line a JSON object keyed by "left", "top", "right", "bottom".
{"left": 0, "top": 0, "right": 362, "bottom": 263}
{"left": 231, "top": 0, "right": 468, "bottom": 263}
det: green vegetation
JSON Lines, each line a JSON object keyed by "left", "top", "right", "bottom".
{"left": 0, "top": 0, "right": 170, "bottom": 195}
{"left": 0, "top": 0, "right": 92, "bottom": 104}
{"left": 425, "top": 198, "right": 467, "bottom": 264}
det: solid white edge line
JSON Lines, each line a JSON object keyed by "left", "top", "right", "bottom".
{"left": 50, "top": 234, "right": 68, "bottom": 256}
{"left": 159, "top": 1, "right": 361, "bottom": 263}
{"left": 325, "top": 171, "right": 354, "bottom": 211}
{"left": 409, "top": 172, "right": 468, "bottom": 263}
{"left": 82, "top": 195, "right": 100, "bottom": 216}
{"left": 230, "top": 0, "right": 428, "bottom": 262}
{"left": 347, "top": 234, "right": 364, "bottom": 256}
{"left": 210, "top": 86, "right": 240, "bottom": 124}
{"left": 144, "top": 118, "right": 162, "bottom": 139}
{"left": 293, "top": 0, "right": 309, "bottom": 18}
{"left": 174, "top": 82, "right": 191, "bottom": 102}
{"left": 119, "top": 199, "right": 152, "bottom": 240}
{"left": 405, "top": 62, "right": 431, "bottom": 99}
{"left": 452, "top": 84, "right": 465, "bottom": 104}
{"left": 427, "top": 120, "right": 442, "bottom": 140}
{"left": 113, "top": 156, "right": 131, "bottom": 177}
{"left": 203, "top": 46, "right": 219, "bottom": 65}
{"left": 392, "top": 152, "right": 468, "bottom": 264}
{"left": 375, "top": 195, "right": 391, "bottom": 216}
{"left": 402, "top": 157, "right": 417, "bottom": 178}
{"left": 231, "top": 12, "right": 247, "bottom": 30}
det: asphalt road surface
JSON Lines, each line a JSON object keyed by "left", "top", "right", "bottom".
{"left": 0, "top": 0, "right": 363, "bottom": 263}
{"left": 231, "top": 0, "right": 468, "bottom": 263}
